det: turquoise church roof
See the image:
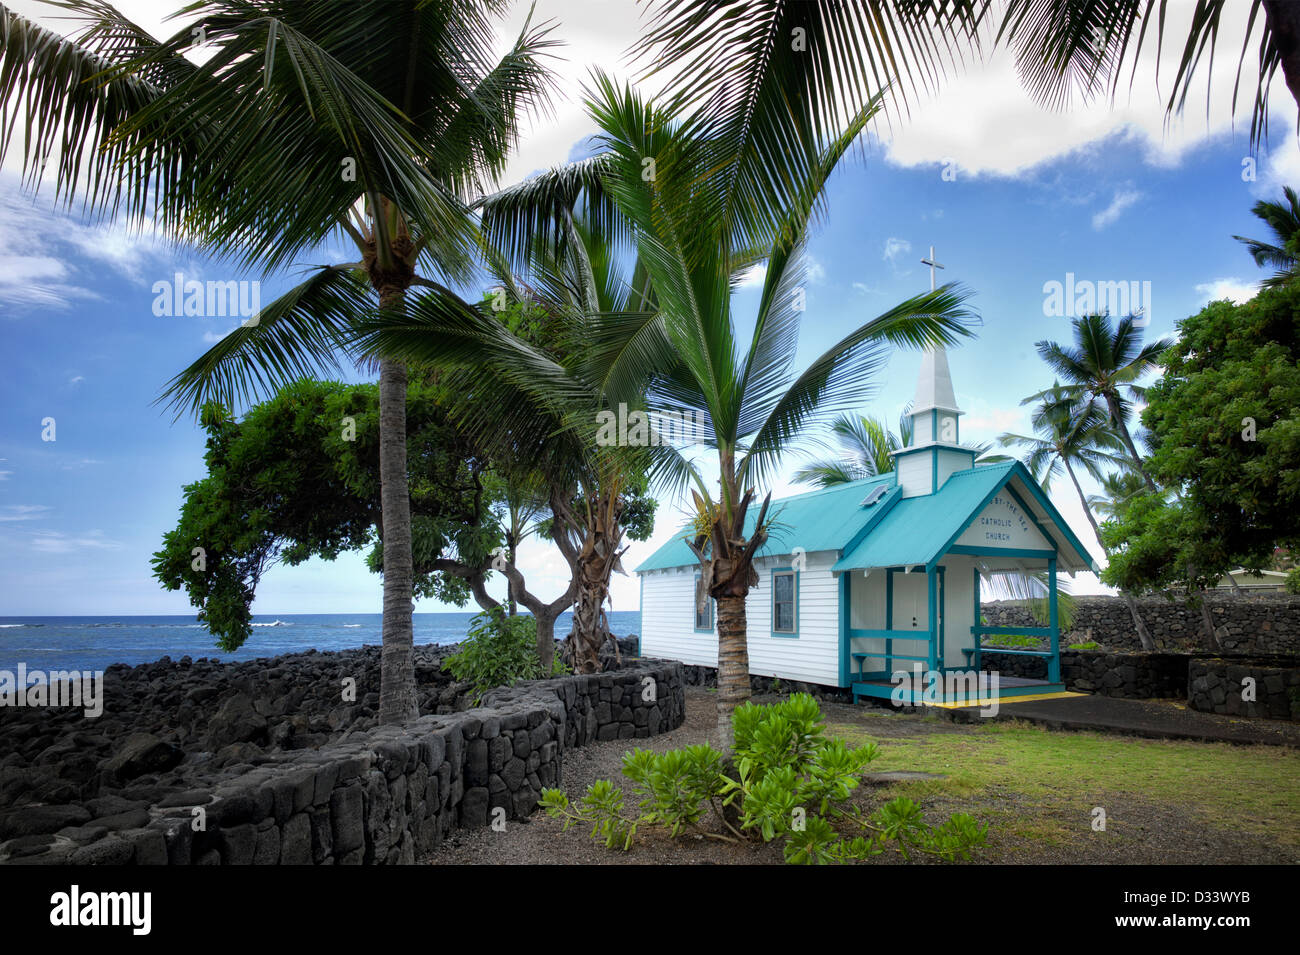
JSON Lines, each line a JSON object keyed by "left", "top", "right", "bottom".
{"left": 634, "top": 459, "right": 1098, "bottom": 575}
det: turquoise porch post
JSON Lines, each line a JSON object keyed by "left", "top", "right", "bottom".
{"left": 926, "top": 566, "right": 938, "bottom": 675}
{"left": 1048, "top": 556, "right": 1060, "bottom": 683}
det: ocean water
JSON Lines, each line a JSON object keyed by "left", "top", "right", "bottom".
{"left": 0, "top": 611, "right": 642, "bottom": 677}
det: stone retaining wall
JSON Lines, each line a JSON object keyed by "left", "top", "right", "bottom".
{"left": 982, "top": 648, "right": 1208, "bottom": 699}
{"left": 1188, "top": 658, "right": 1300, "bottom": 721}
{"left": 981, "top": 593, "right": 1300, "bottom": 654}
{"left": 0, "top": 659, "right": 684, "bottom": 865}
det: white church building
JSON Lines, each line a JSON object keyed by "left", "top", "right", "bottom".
{"left": 635, "top": 346, "right": 1099, "bottom": 705}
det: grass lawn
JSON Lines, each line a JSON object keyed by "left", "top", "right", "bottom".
{"left": 826, "top": 709, "right": 1300, "bottom": 862}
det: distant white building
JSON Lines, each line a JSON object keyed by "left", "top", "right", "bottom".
{"left": 1214, "top": 569, "right": 1289, "bottom": 592}
{"left": 635, "top": 346, "right": 1099, "bottom": 705}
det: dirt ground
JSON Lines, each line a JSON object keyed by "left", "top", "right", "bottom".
{"left": 424, "top": 687, "right": 1300, "bottom": 865}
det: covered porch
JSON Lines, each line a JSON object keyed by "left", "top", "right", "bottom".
{"left": 830, "top": 466, "right": 1097, "bottom": 708}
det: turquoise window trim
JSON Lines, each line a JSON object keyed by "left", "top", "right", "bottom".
{"left": 771, "top": 566, "right": 799, "bottom": 638}
{"left": 692, "top": 573, "right": 714, "bottom": 632}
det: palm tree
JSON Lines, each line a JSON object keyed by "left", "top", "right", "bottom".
{"left": 794, "top": 405, "right": 1005, "bottom": 489}
{"left": 793, "top": 411, "right": 912, "bottom": 488}
{"left": 1233, "top": 186, "right": 1300, "bottom": 288}
{"left": 0, "top": 0, "right": 556, "bottom": 724}
{"left": 999, "top": 384, "right": 1156, "bottom": 649}
{"left": 1086, "top": 469, "right": 1147, "bottom": 522}
{"left": 577, "top": 77, "right": 974, "bottom": 744}
{"left": 989, "top": 0, "right": 1300, "bottom": 149}
{"left": 357, "top": 207, "right": 659, "bottom": 675}
{"left": 642, "top": 1, "right": 1300, "bottom": 155}
{"left": 1034, "top": 314, "right": 1171, "bottom": 491}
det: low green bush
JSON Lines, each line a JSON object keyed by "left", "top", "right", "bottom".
{"left": 1067, "top": 641, "right": 1100, "bottom": 650}
{"left": 981, "top": 633, "right": 1042, "bottom": 649}
{"left": 540, "top": 693, "right": 987, "bottom": 864}
{"left": 1285, "top": 567, "right": 1300, "bottom": 595}
{"left": 443, "top": 609, "right": 566, "bottom": 703}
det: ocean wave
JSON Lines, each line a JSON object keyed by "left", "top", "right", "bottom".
{"left": 0, "top": 624, "right": 27, "bottom": 629}
{"left": 251, "top": 620, "right": 290, "bottom": 627}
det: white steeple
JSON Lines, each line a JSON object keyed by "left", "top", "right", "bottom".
{"left": 890, "top": 245, "right": 975, "bottom": 498}
{"left": 911, "top": 347, "right": 962, "bottom": 418}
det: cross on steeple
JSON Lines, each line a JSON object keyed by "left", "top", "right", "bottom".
{"left": 921, "top": 245, "right": 944, "bottom": 292}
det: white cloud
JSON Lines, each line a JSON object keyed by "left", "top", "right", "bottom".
{"left": 202, "top": 327, "right": 236, "bottom": 343}
{"left": 0, "top": 183, "right": 169, "bottom": 312}
{"left": 1091, "top": 189, "right": 1143, "bottom": 230}
{"left": 735, "top": 263, "right": 766, "bottom": 288}
{"left": 805, "top": 255, "right": 826, "bottom": 284}
{"left": 879, "top": 3, "right": 1294, "bottom": 179}
{"left": 0, "top": 504, "right": 51, "bottom": 522}
{"left": 68, "top": 375, "right": 84, "bottom": 386}
{"left": 852, "top": 281, "right": 879, "bottom": 295}
{"left": 1194, "top": 277, "right": 1258, "bottom": 305}
{"left": 30, "top": 530, "right": 123, "bottom": 554}
{"left": 883, "top": 237, "right": 912, "bottom": 264}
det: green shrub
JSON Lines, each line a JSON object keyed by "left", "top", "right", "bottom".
{"left": 1067, "top": 641, "right": 1100, "bottom": 650}
{"left": 443, "top": 609, "right": 566, "bottom": 703}
{"left": 981, "top": 633, "right": 1042, "bottom": 649}
{"left": 540, "top": 693, "right": 986, "bottom": 865}
{"left": 1285, "top": 567, "right": 1300, "bottom": 595}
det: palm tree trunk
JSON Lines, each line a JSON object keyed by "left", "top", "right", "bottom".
{"left": 569, "top": 491, "right": 626, "bottom": 674}
{"left": 377, "top": 326, "right": 419, "bottom": 724}
{"left": 1063, "top": 457, "right": 1156, "bottom": 651}
{"left": 715, "top": 592, "right": 750, "bottom": 748}
{"left": 1106, "top": 393, "right": 1158, "bottom": 491}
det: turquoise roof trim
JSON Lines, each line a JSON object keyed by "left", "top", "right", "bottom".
{"left": 634, "top": 474, "right": 894, "bottom": 573}
{"left": 635, "top": 460, "right": 1097, "bottom": 575}
{"left": 833, "top": 460, "right": 1095, "bottom": 573}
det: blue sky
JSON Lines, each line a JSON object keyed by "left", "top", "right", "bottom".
{"left": 0, "top": 0, "right": 1295, "bottom": 616}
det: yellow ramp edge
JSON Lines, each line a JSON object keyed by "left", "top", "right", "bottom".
{"left": 925, "top": 690, "right": 1088, "bottom": 709}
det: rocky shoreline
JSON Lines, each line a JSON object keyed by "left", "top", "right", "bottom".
{"left": 0, "top": 635, "right": 637, "bottom": 859}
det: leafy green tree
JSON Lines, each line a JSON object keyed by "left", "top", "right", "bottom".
{"left": 0, "top": 0, "right": 555, "bottom": 724}
{"left": 1106, "top": 282, "right": 1300, "bottom": 592}
{"left": 1233, "top": 186, "right": 1300, "bottom": 289}
{"left": 153, "top": 379, "right": 503, "bottom": 652}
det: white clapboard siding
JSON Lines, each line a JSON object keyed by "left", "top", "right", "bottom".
{"left": 639, "top": 550, "right": 842, "bottom": 687}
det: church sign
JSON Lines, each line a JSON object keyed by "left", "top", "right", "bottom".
{"left": 954, "top": 493, "right": 1052, "bottom": 551}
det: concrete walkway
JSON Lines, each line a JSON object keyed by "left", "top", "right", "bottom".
{"left": 940, "top": 693, "right": 1300, "bottom": 746}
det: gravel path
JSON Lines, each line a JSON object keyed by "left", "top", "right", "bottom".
{"left": 423, "top": 688, "right": 1297, "bottom": 865}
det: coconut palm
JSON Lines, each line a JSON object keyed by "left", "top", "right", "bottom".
{"left": 570, "top": 76, "right": 975, "bottom": 744}
{"left": 1034, "top": 314, "right": 1171, "bottom": 491}
{"left": 989, "top": 0, "right": 1300, "bottom": 149}
{"left": 1086, "top": 469, "right": 1147, "bottom": 522}
{"left": 1233, "top": 185, "right": 1300, "bottom": 288}
{"left": 794, "top": 404, "right": 1006, "bottom": 488}
{"left": 356, "top": 205, "right": 660, "bottom": 674}
{"left": 1000, "top": 383, "right": 1156, "bottom": 649}
{"left": 0, "top": 0, "right": 556, "bottom": 724}
{"left": 641, "top": 1, "right": 1300, "bottom": 157}
{"left": 793, "top": 412, "right": 912, "bottom": 488}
